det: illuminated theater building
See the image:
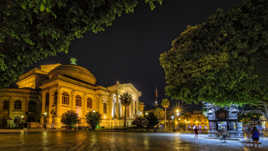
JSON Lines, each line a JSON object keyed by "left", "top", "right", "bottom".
{"left": 0, "top": 64, "right": 142, "bottom": 128}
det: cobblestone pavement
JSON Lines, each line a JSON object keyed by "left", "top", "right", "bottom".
{"left": 0, "top": 131, "right": 267, "bottom": 151}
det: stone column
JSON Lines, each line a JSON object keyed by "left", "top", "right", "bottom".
{"left": 47, "top": 90, "right": 54, "bottom": 127}
{"left": 40, "top": 92, "right": 46, "bottom": 127}
{"left": 71, "top": 90, "right": 75, "bottom": 110}
{"left": 96, "top": 95, "right": 100, "bottom": 113}
{"left": 116, "top": 93, "right": 120, "bottom": 119}
{"left": 56, "top": 87, "right": 62, "bottom": 128}
{"left": 82, "top": 93, "right": 87, "bottom": 126}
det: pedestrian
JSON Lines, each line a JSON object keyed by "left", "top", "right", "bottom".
{"left": 251, "top": 126, "right": 260, "bottom": 148}
{"left": 221, "top": 128, "right": 228, "bottom": 143}
{"left": 193, "top": 125, "right": 199, "bottom": 143}
{"left": 246, "top": 126, "right": 251, "bottom": 140}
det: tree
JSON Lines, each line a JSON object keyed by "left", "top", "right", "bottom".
{"left": 145, "top": 112, "right": 159, "bottom": 129}
{"left": 160, "top": 0, "right": 268, "bottom": 119}
{"left": 238, "top": 111, "right": 262, "bottom": 125}
{"left": 132, "top": 117, "right": 149, "bottom": 128}
{"left": 61, "top": 111, "right": 79, "bottom": 128}
{"left": 0, "top": 0, "right": 163, "bottom": 88}
{"left": 161, "top": 98, "right": 170, "bottom": 128}
{"left": 86, "top": 111, "right": 101, "bottom": 130}
{"left": 120, "top": 92, "right": 132, "bottom": 128}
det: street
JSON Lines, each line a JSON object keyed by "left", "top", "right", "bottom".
{"left": 0, "top": 131, "right": 267, "bottom": 151}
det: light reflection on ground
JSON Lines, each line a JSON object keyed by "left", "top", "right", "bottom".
{"left": 0, "top": 131, "right": 267, "bottom": 151}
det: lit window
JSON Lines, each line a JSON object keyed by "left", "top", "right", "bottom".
{"left": 62, "top": 92, "right": 69, "bottom": 105}
{"left": 14, "top": 100, "right": 22, "bottom": 110}
{"left": 87, "top": 98, "right": 92, "bottom": 108}
{"left": 76, "top": 95, "right": 82, "bottom": 107}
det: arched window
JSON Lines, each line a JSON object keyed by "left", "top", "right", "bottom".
{"left": 45, "top": 93, "right": 49, "bottom": 112}
{"left": 87, "top": 98, "right": 92, "bottom": 108}
{"left": 62, "top": 92, "right": 69, "bottom": 105}
{"left": 14, "top": 100, "right": 22, "bottom": 110}
{"left": 76, "top": 95, "right": 82, "bottom": 107}
{"left": 53, "top": 92, "right": 58, "bottom": 106}
{"left": 103, "top": 103, "right": 107, "bottom": 114}
{"left": 3, "top": 100, "right": 9, "bottom": 110}
{"left": 28, "top": 101, "right": 37, "bottom": 112}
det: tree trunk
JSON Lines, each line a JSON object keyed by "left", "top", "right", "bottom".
{"left": 164, "top": 108, "right": 167, "bottom": 128}
{"left": 263, "top": 101, "right": 268, "bottom": 121}
{"left": 124, "top": 106, "right": 127, "bottom": 128}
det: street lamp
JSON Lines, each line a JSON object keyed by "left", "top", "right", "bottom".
{"left": 43, "top": 112, "right": 47, "bottom": 129}
{"left": 174, "top": 108, "right": 181, "bottom": 130}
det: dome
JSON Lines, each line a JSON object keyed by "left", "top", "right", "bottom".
{"left": 49, "top": 64, "right": 96, "bottom": 85}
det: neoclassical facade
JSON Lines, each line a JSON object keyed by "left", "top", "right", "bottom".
{"left": 0, "top": 64, "right": 142, "bottom": 128}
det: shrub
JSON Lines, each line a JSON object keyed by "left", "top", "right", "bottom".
{"left": 132, "top": 117, "right": 149, "bottom": 128}
{"left": 145, "top": 112, "right": 159, "bottom": 129}
{"left": 61, "top": 111, "right": 79, "bottom": 128}
{"left": 86, "top": 111, "right": 101, "bottom": 130}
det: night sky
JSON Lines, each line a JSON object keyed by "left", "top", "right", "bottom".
{"left": 37, "top": 0, "right": 241, "bottom": 108}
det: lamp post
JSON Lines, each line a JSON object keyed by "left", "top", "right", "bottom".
{"left": 43, "top": 112, "right": 47, "bottom": 129}
{"left": 175, "top": 108, "right": 180, "bottom": 130}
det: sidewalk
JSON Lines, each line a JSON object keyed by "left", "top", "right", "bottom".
{"left": 178, "top": 133, "right": 268, "bottom": 148}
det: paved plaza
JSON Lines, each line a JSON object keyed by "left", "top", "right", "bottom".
{"left": 0, "top": 131, "right": 267, "bottom": 151}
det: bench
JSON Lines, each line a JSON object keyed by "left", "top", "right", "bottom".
{"left": 243, "top": 140, "right": 262, "bottom": 147}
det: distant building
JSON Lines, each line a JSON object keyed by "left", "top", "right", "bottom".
{"left": 138, "top": 102, "right": 145, "bottom": 116}
{"left": 0, "top": 64, "right": 142, "bottom": 128}
{"left": 176, "top": 111, "right": 209, "bottom": 131}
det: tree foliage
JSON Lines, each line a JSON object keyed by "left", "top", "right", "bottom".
{"left": 238, "top": 111, "right": 262, "bottom": 124}
{"left": 160, "top": 0, "right": 268, "bottom": 107}
{"left": 86, "top": 111, "right": 101, "bottom": 130}
{"left": 161, "top": 98, "right": 170, "bottom": 109}
{"left": 0, "top": 0, "right": 163, "bottom": 87}
{"left": 61, "top": 110, "right": 79, "bottom": 128}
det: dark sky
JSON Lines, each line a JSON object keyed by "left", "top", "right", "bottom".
{"left": 38, "top": 0, "right": 241, "bottom": 108}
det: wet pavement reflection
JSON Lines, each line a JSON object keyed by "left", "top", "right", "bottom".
{"left": 0, "top": 131, "right": 265, "bottom": 151}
